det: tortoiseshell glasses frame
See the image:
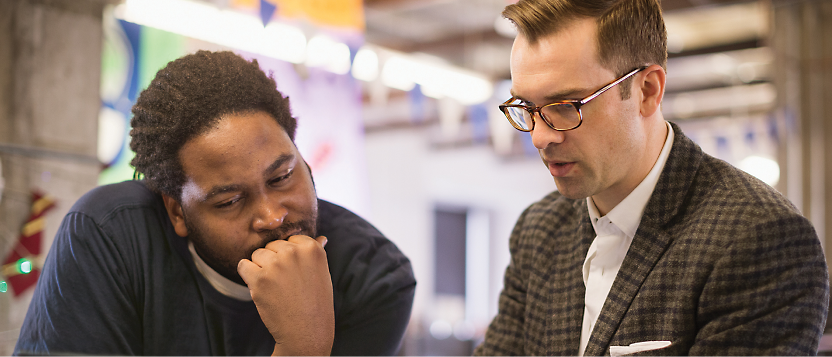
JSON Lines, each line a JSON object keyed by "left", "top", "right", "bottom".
{"left": 499, "top": 66, "right": 648, "bottom": 132}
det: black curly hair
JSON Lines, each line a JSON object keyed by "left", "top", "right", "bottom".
{"left": 129, "top": 50, "right": 297, "bottom": 200}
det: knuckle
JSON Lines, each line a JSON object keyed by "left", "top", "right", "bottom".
{"left": 283, "top": 244, "right": 297, "bottom": 255}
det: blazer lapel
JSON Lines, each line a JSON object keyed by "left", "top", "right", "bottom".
{"left": 583, "top": 222, "right": 674, "bottom": 356}
{"left": 550, "top": 199, "right": 595, "bottom": 356}
{"left": 583, "top": 122, "right": 704, "bottom": 356}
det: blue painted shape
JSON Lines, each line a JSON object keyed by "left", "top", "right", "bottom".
{"left": 260, "top": 0, "right": 277, "bottom": 27}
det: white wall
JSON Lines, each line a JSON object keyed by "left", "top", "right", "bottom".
{"left": 364, "top": 127, "right": 554, "bottom": 333}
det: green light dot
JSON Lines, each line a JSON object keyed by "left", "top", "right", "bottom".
{"left": 17, "top": 258, "right": 32, "bottom": 274}
{"left": 0, "top": 281, "right": 7, "bottom": 293}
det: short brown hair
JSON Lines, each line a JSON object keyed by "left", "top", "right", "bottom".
{"left": 503, "top": 0, "right": 667, "bottom": 99}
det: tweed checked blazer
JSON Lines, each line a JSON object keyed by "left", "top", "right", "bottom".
{"left": 475, "top": 122, "right": 829, "bottom": 356}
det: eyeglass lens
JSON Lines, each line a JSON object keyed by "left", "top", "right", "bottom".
{"left": 504, "top": 102, "right": 580, "bottom": 131}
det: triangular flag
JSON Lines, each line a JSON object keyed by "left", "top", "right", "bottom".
{"left": 259, "top": 0, "right": 277, "bottom": 27}
{"left": 2, "top": 191, "right": 55, "bottom": 297}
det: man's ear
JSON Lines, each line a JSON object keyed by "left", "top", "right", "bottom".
{"left": 162, "top": 194, "right": 189, "bottom": 237}
{"left": 639, "top": 64, "right": 666, "bottom": 117}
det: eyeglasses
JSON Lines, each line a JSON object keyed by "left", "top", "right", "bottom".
{"left": 499, "top": 66, "right": 648, "bottom": 132}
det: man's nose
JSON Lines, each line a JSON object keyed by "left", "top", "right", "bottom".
{"left": 530, "top": 114, "right": 566, "bottom": 149}
{"left": 252, "top": 196, "right": 288, "bottom": 232}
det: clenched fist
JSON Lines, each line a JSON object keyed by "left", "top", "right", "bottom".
{"left": 238, "top": 235, "right": 334, "bottom": 356}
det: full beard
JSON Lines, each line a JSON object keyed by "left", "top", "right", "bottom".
{"left": 185, "top": 215, "right": 318, "bottom": 286}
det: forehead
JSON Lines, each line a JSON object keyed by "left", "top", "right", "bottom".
{"left": 178, "top": 111, "right": 296, "bottom": 187}
{"left": 509, "top": 18, "right": 612, "bottom": 99}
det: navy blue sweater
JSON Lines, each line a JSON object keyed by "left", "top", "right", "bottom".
{"left": 16, "top": 180, "right": 415, "bottom": 355}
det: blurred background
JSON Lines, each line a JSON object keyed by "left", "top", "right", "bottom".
{"left": 1, "top": 0, "right": 832, "bottom": 354}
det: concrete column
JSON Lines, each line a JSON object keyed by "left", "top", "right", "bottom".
{"left": 771, "top": 0, "right": 832, "bottom": 329}
{"left": 0, "top": 0, "right": 112, "bottom": 352}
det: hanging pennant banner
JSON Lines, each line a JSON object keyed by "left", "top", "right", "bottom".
{"left": 259, "top": 0, "right": 277, "bottom": 27}
{"left": 232, "top": 0, "right": 365, "bottom": 30}
{"left": 1, "top": 191, "right": 56, "bottom": 297}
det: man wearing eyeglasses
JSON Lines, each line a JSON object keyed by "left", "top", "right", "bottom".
{"left": 475, "top": 0, "right": 828, "bottom": 355}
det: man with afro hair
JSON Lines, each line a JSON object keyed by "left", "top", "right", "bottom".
{"left": 16, "top": 51, "right": 416, "bottom": 356}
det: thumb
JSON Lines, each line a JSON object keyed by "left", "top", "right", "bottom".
{"left": 237, "top": 258, "right": 258, "bottom": 286}
{"left": 315, "top": 236, "right": 328, "bottom": 248}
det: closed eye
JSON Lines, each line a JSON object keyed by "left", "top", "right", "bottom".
{"left": 269, "top": 170, "right": 294, "bottom": 186}
{"left": 215, "top": 196, "right": 242, "bottom": 209}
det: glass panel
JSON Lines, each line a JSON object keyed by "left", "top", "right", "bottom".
{"left": 541, "top": 103, "right": 580, "bottom": 130}
{"left": 506, "top": 106, "right": 532, "bottom": 130}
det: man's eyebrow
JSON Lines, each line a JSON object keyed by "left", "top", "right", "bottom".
{"left": 509, "top": 88, "right": 588, "bottom": 104}
{"left": 202, "top": 184, "right": 244, "bottom": 202}
{"left": 264, "top": 153, "right": 294, "bottom": 176}
{"left": 200, "top": 154, "right": 295, "bottom": 203}
{"left": 543, "top": 88, "right": 586, "bottom": 102}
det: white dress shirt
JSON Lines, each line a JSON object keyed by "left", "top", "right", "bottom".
{"left": 578, "top": 122, "right": 674, "bottom": 356}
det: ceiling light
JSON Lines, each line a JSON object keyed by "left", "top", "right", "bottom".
{"left": 306, "top": 35, "right": 352, "bottom": 75}
{"left": 115, "top": 0, "right": 307, "bottom": 64}
{"left": 739, "top": 155, "right": 780, "bottom": 186}
{"left": 381, "top": 54, "right": 492, "bottom": 105}
{"left": 429, "top": 320, "right": 453, "bottom": 340}
{"left": 664, "top": 1, "right": 767, "bottom": 53}
{"left": 262, "top": 23, "right": 307, "bottom": 64}
{"left": 352, "top": 47, "right": 379, "bottom": 81}
{"left": 381, "top": 56, "right": 417, "bottom": 91}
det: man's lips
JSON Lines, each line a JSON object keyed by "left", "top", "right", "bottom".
{"left": 280, "top": 229, "right": 302, "bottom": 241}
{"left": 546, "top": 161, "right": 576, "bottom": 177}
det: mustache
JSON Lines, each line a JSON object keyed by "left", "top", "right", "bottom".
{"left": 253, "top": 219, "right": 317, "bottom": 250}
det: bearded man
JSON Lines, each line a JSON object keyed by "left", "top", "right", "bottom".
{"left": 16, "top": 51, "right": 415, "bottom": 356}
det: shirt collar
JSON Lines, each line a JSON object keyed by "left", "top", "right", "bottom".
{"left": 587, "top": 121, "right": 675, "bottom": 238}
{"left": 188, "top": 241, "right": 253, "bottom": 301}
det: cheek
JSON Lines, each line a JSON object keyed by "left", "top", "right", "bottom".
{"left": 294, "top": 167, "right": 318, "bottom": 211}
{"left": 603, "top": 115, "right": 643, "bottom": 176}
{"left": 187, "top": 211, "right": 251, "bottom": 249}
{"left": 296, "top": 187, "right": 318, "bottom": 222}
{"left": 580, "top": 111, "right": 632, "bottom": 176}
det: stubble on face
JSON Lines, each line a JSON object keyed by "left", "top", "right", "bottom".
{"left": 171, "top": 111, "right": 322, "bottom": 287}
{"left": 540, "top": 105, "right": 640, "bottom": 202}
{"left": 184, "top": 206, "right": 318, "bottom": 286}
{"left": 512, "top": 27, "right": 643, "bottom": 204}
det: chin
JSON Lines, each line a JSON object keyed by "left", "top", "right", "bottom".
{"left": 554, "top": 180, "right": 591, "bottom": 200}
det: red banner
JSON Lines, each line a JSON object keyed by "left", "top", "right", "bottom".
{"left": 2, "top": 191, "right": 55, "bottom": 297}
